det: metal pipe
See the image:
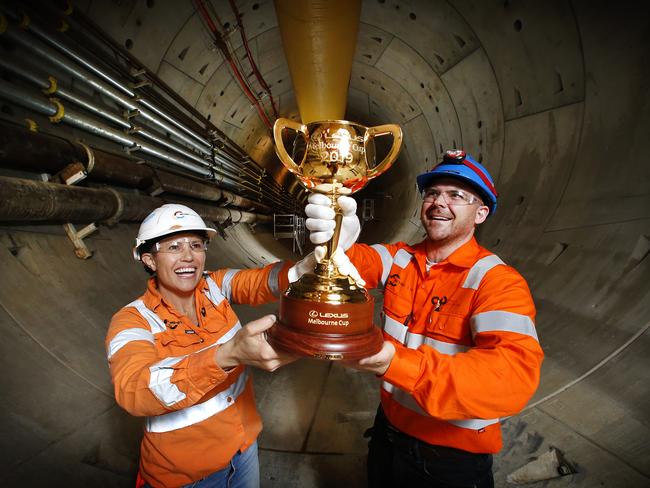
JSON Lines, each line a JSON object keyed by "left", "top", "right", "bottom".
{"left": 3, "top": 22, "right": 273, "bottom": 189}
{"left": 0, "top": 56, "right": 263, "bottom": 188}
{"left": 0, "top": 78, "right": 215, "bottom": 177}
{"left": 23, "top": 17, "right": 214, "bottom": 151}
{"left": 0, "top": 176, "right": 271, "bottom": 224}
{"left": 0, "top": 121, "right": 272, "bottom": 212}
{"left": 2, "top": 23, "right": 215, "bottom": 157}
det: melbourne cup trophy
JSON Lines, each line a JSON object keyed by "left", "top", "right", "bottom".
{"left": 269, "top": 119, "right": 402, "bottom": 359}
{"left": 268, "top": 0, "right": 402, "bottom": 359}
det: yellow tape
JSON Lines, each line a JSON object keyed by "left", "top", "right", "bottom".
{"left": 43, "top": 76, "right": 58, "bottom": 95}
{"left": 64, "top": 1, "right": 74, "bottom": 16}
{"left": 25, "top": 118, "right": 38, "bottom": 132}
{"left": 0, "top": 14, "right": 7, "bottom": 34}
{"left": 19, "top": 13, "right": 30, "bottom": 29}
{"left": 48, "top": 98, "right": 65, "bottom": 123}
{"left": 58, "top": 20, "right": 69, "bottom": 33}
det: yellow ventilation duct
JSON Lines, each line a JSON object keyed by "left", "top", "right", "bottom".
{"left": 274, "top": 0, "right": 361, "bottom": 123}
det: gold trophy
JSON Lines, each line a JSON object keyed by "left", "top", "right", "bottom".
{"left": 268, "top": 118, "right": 402, "bottom": 360}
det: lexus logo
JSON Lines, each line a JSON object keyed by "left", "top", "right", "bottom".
{"left": 308, "top": 310, "right": 319, "bottom": 318}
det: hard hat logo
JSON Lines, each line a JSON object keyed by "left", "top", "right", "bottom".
{"left": 132, "top": 204, "right": 217, "bottom": 261}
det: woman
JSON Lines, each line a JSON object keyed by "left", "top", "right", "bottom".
{"left": 105, "top": 204, "right": 296, "bottom": 488}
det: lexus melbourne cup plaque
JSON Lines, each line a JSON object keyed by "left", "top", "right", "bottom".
{"left": 269, "top": 119, "right": 402, "bottom": 360}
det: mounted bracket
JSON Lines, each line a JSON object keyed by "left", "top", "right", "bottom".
{"left": 215, "top": 216, "right": 233, "bottom": 240}
{"left": 63, "top": 223, "right": 97, "bottom": 259}
{"left": 59, "top": 142, "right": 97, "bottom": 258}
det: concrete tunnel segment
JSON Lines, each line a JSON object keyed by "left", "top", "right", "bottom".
{"left": 0, "top": 1, "right": 648, "bottom": 486}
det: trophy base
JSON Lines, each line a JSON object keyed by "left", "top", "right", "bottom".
{"left": 269, "top": 293, "right": 384, "bottom": 361}
{"left": 267, "top": 321, "right": 384, "bottom": 361}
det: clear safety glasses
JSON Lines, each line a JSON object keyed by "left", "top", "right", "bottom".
{"left": 421, "top": 187, "right": 479, "bottom": 206}
{"left": 154, "top": 237, "right": 208, "bottom": 254}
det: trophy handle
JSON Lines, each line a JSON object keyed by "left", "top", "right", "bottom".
{"left": 364, "top": 124, "right": 403, "bottom": 179}
{"left": 273, "top": 118, "right": 308, "bottom": 176}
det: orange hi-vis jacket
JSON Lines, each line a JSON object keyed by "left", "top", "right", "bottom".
{"left": 347, "top": 238, "right": 543, "bottom": 454}
{"left": 106, "top": 262, "right": 290, "bottom": 488}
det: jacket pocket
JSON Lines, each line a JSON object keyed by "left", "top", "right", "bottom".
{"left": 157, "top": 329, "right": 204, "bottom": 349}
{"left": 427, "top": 312, "right": 471, "bottom": 343}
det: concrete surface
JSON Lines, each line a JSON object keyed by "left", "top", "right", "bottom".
{"left": 0, "top": 0, "right": 649, "bottom": 487}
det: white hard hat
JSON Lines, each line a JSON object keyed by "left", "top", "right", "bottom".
{"left": 133, "top": 204, "right": 217, "bottom": 260}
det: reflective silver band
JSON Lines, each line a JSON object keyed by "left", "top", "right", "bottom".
{"left": 149, "top": 356, "right": 186, "bottom": 406}
{"left": 383, "top": 316, "right": 469, "bottom": 355}
{"left": 462, "top": 255, "right": 505, "bottom": 290}
{"left": 471, "top": 311, "right": 538, "bottom": 341}
{"left": 384, "top": 315, "right": 409, "bottom": 344}
{"left": 220, "top": 269, "right": 241, "bottom": 302}
{"left": 204, "top": 276, "right": 226, "bottom": 306}
{"left": 146, "top": 370, "right": 249, "bottom": 433}
{"left": 393, "top": 248, "right": 413, "bottom": 269}
{"left": 127, "top": 299, "right": 166, "bottom": 334}
{"left": 268, "top": 261, "right": 284, "bottom": 297}
{"left": 381, "top": 383, "right": 500, "bottom": 431}
{"left": 371, "top": 244, "right": 394, "bottom": 287}
{"left": 107, "top": 327, "right": 154, "bottom": 360}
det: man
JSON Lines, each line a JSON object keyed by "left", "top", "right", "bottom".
{"left": 106, "top": 204, "right": 299, "bottom": 488}
{"left": 305, "top": 150, "right": 544, "bottom": 487}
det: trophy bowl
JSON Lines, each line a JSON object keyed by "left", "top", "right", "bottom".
{"left": 269, "top": 118, "right": 402, "bottom": 360}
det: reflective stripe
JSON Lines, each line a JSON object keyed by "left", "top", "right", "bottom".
{"left": 220, "top": 269, "right": 240, "bottom": 302}
{"left": 127, "top": 299, "right": 166, "bottom": 334}
{"left": 149, "top": 356, "right": 186, "bottom": 407}
{"left": 384, "top": 316, "right": 468, "bottom": 355}
{"left": 471, "top": 311, "right": 538, "bottom": 341}
{"left": 383, "top": 383, "right": 500, "bottom": 431}
{"left": 384, "top": 315, "right": 409, "bottom": 343}
{"left": 219, "top": 321, "right": 241, "bottom": 344}
{"left": 462, "top": 255, "right": 505, "bottom": 290}
{"left": 107, "top": 328, "right": 154, "bottom": 360}
{"left": 267, "top": 262, "right": 283, "bottom": 297}
{"left": 371, "top": 244, "right": 394, "bottom": 287}
{"left": 146, "top": 370, "right": 249, "bottom": 433}
{"left": 448, "top": 418, "right": 500, "bottom": 429}
{"left": 393, "top": 249, "right": 413, "bottom": 269}
{"left": 410, "top": 334, "right": 470, "bottom": 355}
{"left": 204, "top": 276, "right": 226, "bottom": 306}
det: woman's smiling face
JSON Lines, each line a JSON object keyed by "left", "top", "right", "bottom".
{"left": 141, "top": 232, "right": 207, "bottom": 299}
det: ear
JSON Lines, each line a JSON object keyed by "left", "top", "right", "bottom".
{"left": 141, "top": 253, "right": 157, "bottom": 272}
{"left": 475, "top": 205, "right": 489, "bottom": 225}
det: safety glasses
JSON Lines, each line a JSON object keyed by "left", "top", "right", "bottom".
{"left": 154, "top": 237, "right": 208, "bottom": 254}
{"left": 421, "top": 187, "right": 478, "bottom": 206}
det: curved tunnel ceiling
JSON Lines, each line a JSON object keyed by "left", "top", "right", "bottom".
{"left": 0, "top": 0, "right": 649, "bottom": 486}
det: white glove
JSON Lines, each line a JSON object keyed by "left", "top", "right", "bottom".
{"left": 288, "top": 251, "right": 317, "bottom": 283}
{"left": 305, "top": 191, "right": 360, "bottom": 251}
{"left": 331, "top": 248, "right": 366, "bottom": 286}
{"left": 287, "top": 248, "right": 365, "bottom": 287}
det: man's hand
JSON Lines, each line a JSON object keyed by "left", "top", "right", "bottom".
{"left": 343, "top": 341, "right": 396, "bottom": 376}
{"left": 215, "top": 315, "right": 297, "bottom": 372}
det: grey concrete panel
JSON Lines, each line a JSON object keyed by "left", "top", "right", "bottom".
{"left": 546, "top": 2, "right": 650, "bottom": 231}
{"left": 306, "top": 364, "right": 379, "bottom": 454}
{"left": 451, "top": 0, "right": 585, "bottom": 119}
{"left": 361, "top": 0, "right": 479, "bottom": 73}
{"left": 157, "top": 60, "right": 205, "bottom": 106}
{"left": 161, "top": 12, "right": 223, "bottom": 85}
{"left": 355, "top": 22, "right": 394, "bottom": 67}
{"left": 85, "top": 0, "right": 194, "bottom": 73}
{"left": 494, "top": 409, "right": 649, "bottom": 487}
{"left": 441, "top": 47, "right": 504, "bottom": 171}
{"left": 373, "top": 37, "right": 462, "bottom": 155}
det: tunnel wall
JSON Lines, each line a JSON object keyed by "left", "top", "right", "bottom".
{"left": 1, "top": 0, "right": 648, "bottom": 486}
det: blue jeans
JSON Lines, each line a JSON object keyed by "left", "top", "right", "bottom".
{"left": 144, "top": 441, "right": 259, "bottom": 488}
{"left": 184, "top": 442, "right": 260, "bottom": 488}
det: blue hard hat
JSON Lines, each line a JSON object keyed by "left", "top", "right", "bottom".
{"left": 416, "top": 150, "right": 498, "bottom": 215}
